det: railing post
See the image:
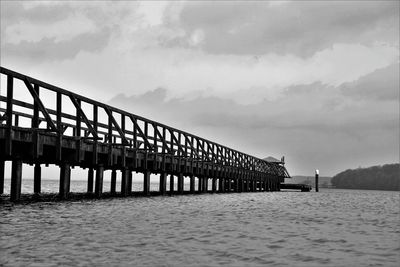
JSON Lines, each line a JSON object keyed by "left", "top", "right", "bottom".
{"left": 32, "top": 84, "right": 40, "bottom": 128}
{"left": 5, "top": 75, "right": 13, "bottom": 156}
{"left": 56, "top": 92, "right": 62, "bottom": 161}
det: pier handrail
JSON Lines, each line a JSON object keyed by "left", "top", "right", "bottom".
{"left": 0, "top": 66, "right": 289, "bottom": 178}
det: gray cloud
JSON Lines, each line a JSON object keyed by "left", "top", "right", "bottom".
{"left": 109, "top": 63, "right": 399, "bottom": 176}
{"left": 2, "top": 29, "right": 112, "bottom": 62}
{"left": 176, "top": 1, "right": 398, "bottom": 57}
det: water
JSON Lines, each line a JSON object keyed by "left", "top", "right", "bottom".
{"left": 1, "top": 181, "right": 399, "bottom": 266}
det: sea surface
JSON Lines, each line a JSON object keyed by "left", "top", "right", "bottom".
{"left": 1, "top": 180, "right": 399, "bottom": 266}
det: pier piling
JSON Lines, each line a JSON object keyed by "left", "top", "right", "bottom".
{"left": 0, "top": 160, "right": 5, "bottom": 194}
{"left": 87, "top": 168, "right": 94, "bottom": 193}
{"left": 10, "top": 160, "right": 22, "bottom": 201}
{"left": 59, "top": 163, "right": 71, "bottom": 200}
{"left": 34, "top": 163, "right": 41, "bottom": 194}
{"left": 143, "top": 171, "right": 150, "bottom": 195}
{"left": 111, "top": 169, "right": 117, "bottom": 194}
{"left": 95, "top": 165, "right": 104, "bottom": 197}
{"left": 160, "top": 172, "right": 167, "bottom": 195}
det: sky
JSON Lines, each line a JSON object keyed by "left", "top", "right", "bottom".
{"left": 0, "top": 1, "right": 399, "bottom": 177}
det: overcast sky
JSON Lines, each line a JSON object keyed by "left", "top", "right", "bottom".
{"left": 1, "top": 1, "right": 399, "bottom": 176}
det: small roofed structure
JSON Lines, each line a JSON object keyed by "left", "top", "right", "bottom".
{"left": 263, "top": 156, "right": 281, "bottom": 163}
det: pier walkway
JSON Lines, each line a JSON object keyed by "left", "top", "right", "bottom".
{"left": 0, "top": 67, "right": 290, "bottom": 202}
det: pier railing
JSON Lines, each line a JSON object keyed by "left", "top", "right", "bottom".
{"left": 0, "top": 66, "right": 289, "bottom": 178}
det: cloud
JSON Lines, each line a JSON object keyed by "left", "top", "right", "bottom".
{"left": 109, "top": 63, "right": 399, "bottom": 175}
{"left": 177, "top": 1, "right": 399, "bottom": 56}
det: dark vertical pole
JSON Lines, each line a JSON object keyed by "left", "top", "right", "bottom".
{"left": 198, "top": 177, "right": 202, "bottom": 192}
{"left": 56, "top": 92, "right": 62, "bottom": 161}
{"left": 59, "top": 163, "right": 70, "bottom": 200}
{"left": 0, "top": 161, "right": 4, "bottom": 194}
{"left": 111, "top": 169, "right": 117, "bottom": 194}
{"left": 202, "top": 177, "right": 208, "bottom": 193}
{"left": 10, "top": 160, "right": 22, "bottom": 201}
{"left": 190, "top": 175, "right": 195, "bottom": 193}
{"left": 227, "top": 179, "right": 232, "bottom": 192}
{"left": 87, "top": 168, "right": 94, "bottom": 193}
{"left": 121, "top": 168, "right": 127, "bottom": 196}
{"left": 127, "top": 171, "right": 132, "bottom": 194}
{"left": 219, "top": 178, "right": 224, "bottom": 192}
{"left": 160, "top": 172, "right": 167, "bottom": 195}
{"left": 5, "top": 75, "right": 13, "bottom": 156}
{"left": 177, "top": 173, "right": 184, "bottom": 194}
{"left": 34, "top": 163, "right": 41, "bottom": 194}
{"left": 143, "top": 171, "right": 150, "bottom": 195}
{"left": 92, "top": 105, "right": 98, "bottom": 165}
{"left": 170, "top": 174, "right": 174, "bottom": 193}
{"left": 315, "top": 170, "right": 319, "bottom": 192}
{"left": 212, "top": 178, "right": 217, "bottom": 193}
{"left": 32, "top": 84, "right": 40, "bottom": 128}
{"left": 95, "top": 165, "right": 104, "bottom": 197}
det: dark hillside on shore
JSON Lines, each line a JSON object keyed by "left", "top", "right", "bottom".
{"left": 331, "top": 164, "right": 399, "bottom": 191}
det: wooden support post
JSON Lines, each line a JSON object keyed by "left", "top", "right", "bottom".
{"left": 315, "top": 170, "right": 319, "bottom": 192}
{"left": 198, "top": 177, "right": 202, "bottom": 192}
{"left": 212, "top": 178, "right": 217, "bottom": 193}
{"left": 170, "top": 174, "right": 174, "bottom": 193}
{"left": 10, "top": 160, "right": 22, "bottom": 202}
{"left": 95, "top": 165, "right": 104, "bottom": 197}
{"left": 177, "top": 173, "right": 184, "bottom": 194}
{"left": 0, "top": 161, "right": 5, "bottom": 195}
{"left": 143, "top": 171, "right": 150, "bottom": 195}
{"left": 34, "top": 163, "right": 41, "bottom": 194}
{"left": 219, "top": 178, "right": 225, "bottom": 192}
{"left": 127, "top": 171, "right": 132, "bottom": 194}
{"left": 111, "top": 169, "right": 117, "bottom": 194}
{"left": 203, "top": 177, "right": 208, "bottom": 193}
{"left": 120, "top": 168, "right": 128, "bottom": 197}
{"left": 160, "top": 172, "right": 167, "bottom": 195}
{"left": 190, "top": 175, "right": 195, "bottom": 193}
{"left": 59, "top": 163, "right": 71, "bottom": 200}
{"left": 87, "top": 168, "right": 94, "bottom": 193}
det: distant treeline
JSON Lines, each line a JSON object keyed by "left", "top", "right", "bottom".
{"left": 331, "top": 164, "right": 400, "bottom": 191}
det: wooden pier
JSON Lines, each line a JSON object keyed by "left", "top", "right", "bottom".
{"left": 0, "top": 67, "right": 291, "bottom": 202}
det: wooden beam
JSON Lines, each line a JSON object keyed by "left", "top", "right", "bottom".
{"left": 23, "top": 78, "right": 57, "bottom": 132}
{"left": 69, "top": 95, "right": 99, "bottom": 139}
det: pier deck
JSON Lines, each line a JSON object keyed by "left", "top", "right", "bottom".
{"left": 0, "top": 67, "right": 291, "bottom": 201}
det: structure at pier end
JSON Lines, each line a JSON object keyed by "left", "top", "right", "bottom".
{"left": 0, "top": 67, "right": 291, "bottom": 202}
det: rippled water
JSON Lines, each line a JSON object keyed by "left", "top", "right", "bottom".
{"left": 1, "top": 182, "right": 399, "bottom": 266}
